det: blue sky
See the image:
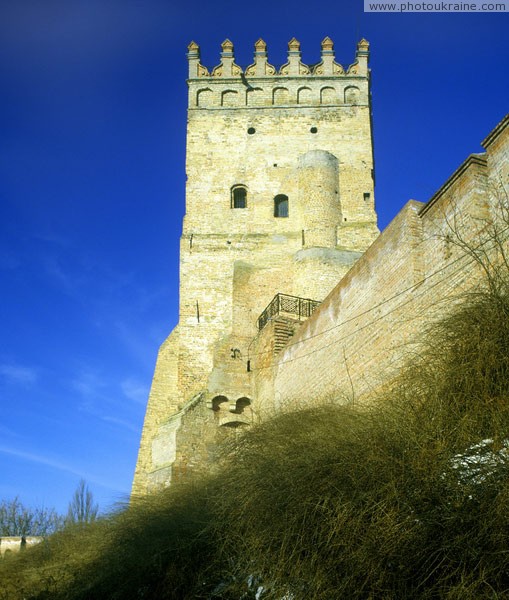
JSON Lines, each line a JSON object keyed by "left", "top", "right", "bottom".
{"left": 0, "top": 0, "right": 507, "bottom": 515}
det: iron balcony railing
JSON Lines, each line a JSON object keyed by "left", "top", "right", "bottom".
{"left": 257, "top": 293, "right": 321, "bottom": 331}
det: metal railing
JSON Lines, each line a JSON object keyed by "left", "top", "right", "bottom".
{"left": 257, "top": 293, "right": 321, "bottom": 331}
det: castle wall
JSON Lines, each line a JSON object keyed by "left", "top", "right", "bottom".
{"left": 132, "top": 38, "right": 378, "bottom": 496}
{"left": 0, "top": 537, "right": 43, "bottom": 558}
{"left": 133, "top": 39, "right": 509, "bottom": 498}
{"left": 483, "top": 114, "right": 509, "bottom": 227}
{"left": 258, "top": 200, "right": 426, "bottom": 409}
{"left": 178, "top": 38, "right": 377, "bottom": 404}
{"left": 132, "top": 329, "right": 180, "bottom": 495}
{"left": 267, "top": 115, "right": 508, "bottom": 412}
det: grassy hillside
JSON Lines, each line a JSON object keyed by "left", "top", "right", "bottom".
{"left": 2, "top": 285, "right": 509, "bottom": 599}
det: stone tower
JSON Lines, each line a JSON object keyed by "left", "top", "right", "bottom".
{"left": 132, "top": 37, "right": 379, "bottom": 496}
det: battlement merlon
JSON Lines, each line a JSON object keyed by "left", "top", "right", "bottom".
{"left": 187, "top": 37, "right": 370, "bottom": 80}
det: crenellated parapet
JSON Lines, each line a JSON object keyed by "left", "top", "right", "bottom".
{"left": 279, "top": 38, "right": 311, "bottom": 76}
{"left": 245, "top": 39, "right": 277, "bottom": 77}
{"left": 187, "top": 41, "right": 209, "bottom": 77}
{"left": 313, "top": 36, "right": 345, "bottom": 76}
{"left": 187, "top": 37, "right": 370, "bottom": 109}
{"left": 188, "top": 37, "right": 369, "bottom": 79}
{"left": 211, "top": 39, "right": 243, "bottom": 78}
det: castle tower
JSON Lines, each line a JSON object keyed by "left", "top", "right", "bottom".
{"left": 132, "top": 38, "right": 378, "bottom": 495}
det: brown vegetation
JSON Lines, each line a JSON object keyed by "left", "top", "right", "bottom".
{"left": 2, "top": 279, "right": 509, "bottom": 599}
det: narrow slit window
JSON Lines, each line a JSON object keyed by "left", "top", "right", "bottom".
{"left": 274, "top": 194, "right": 289, "bottom": 218}
{"left": 231, "top": 186, "right": 247, "bottom": 209}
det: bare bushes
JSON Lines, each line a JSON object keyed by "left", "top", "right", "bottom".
{"left": 213, "top": 285, "right": 509, "bottom": 599}
{"left": 0, "top": 481, "right": 216, "bottom": 600}
{"left": 2, "top": 288, "right": 509, "bottom": 598}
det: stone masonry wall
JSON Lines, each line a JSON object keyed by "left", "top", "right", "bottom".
{"left": 0, "top": 537, "right": 42, "bottom": 558}
{"left": 264, "top": 115, "right": 508, "bottom": 413}
{"left": 133, "top": 36, "right": 507, "bottom": 498}
{"left": 133, "top": 35, "right": 508, "bottom": 497}
{"left": 132, "top": 37, "right": 378, "bottom": 496}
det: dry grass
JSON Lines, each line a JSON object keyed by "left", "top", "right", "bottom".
{"left": 0, "top": 480, "right": 217, "bottom": 599}
{"left": 213, "top": 286, "right": 509, "bottom": 598}
{"left": 2, "top": 287, "right": 509, "bottom": 599}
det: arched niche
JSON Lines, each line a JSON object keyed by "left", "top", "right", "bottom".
{"left": 344, "top": 86, "right": 360, "bottom": 105}
{"left": 273, "top": 87, "right": 289, "bottom": 105}
{"left": 196, "top": 88, "right": 214, "bottom": 107}
{"left": 297, "top": 86, "right": 313, "bottom": 105}
{"left": 320, "top": 86, "right": 337, "bottom": 105}
{"left": 247, "top": 87, "right": 264, "bottom": 106}
{"left": 221, "top": 90, "right": 238, "bottom": 107}
{"left": 220, "top": 420, "right": 249, "bottom": 428}
{"left": 230, "top": 397, "right": 251, "bottom": 414}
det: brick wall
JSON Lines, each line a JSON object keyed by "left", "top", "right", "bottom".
{"left": 269, "top": 115, "right": 508, "bottom": 413}
{"left": 132, "top": 38, "right": 378, "bottom": 496}
{"left": 132, "top": 40, "right": 507, "bottom": 498}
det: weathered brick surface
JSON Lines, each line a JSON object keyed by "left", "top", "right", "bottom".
{"left": 132, "top": 38, "right": 377, "bottom": 496}
{"left": 132, "top": 31, "right": 508, "bottom": 499}
{"left": 269, "top": 117, "right": 508, "bottom": 413}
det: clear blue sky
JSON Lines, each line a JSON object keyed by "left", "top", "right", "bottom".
{"left": 0, "top": 0, "right": 507, "bottom": 515}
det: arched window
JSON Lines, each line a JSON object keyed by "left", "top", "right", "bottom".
{"left": 274, "top": 194, "right": 289, "bottom": 218}
{"left": 233, "top": 397, "right": 251, "bottom": 414}
{"left": 231, "top": 185, "right": 247, "bottom": 209}
{"left": 211, "top": 395, "right": 228, "bottom": 411}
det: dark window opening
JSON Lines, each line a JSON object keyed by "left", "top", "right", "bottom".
{"left": 310, "top": 127, "right": 318, "bottom": 133}
{"left": 274, "top": 194, "right": 289, "bottom": 218}
{"left": 232, "top": 397, "right": 251, "bottom": 414}
{"left": 231, "top": 186, "right": 247, "bottom": 209}
{"left": 247, "top": 127, "right": 256, "bottom": 134}
{"left": 211, "top": 395, "right": 228, "bottom": 411}
{"left": 364, "top": 192, "right": 371, "bottom": 202}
